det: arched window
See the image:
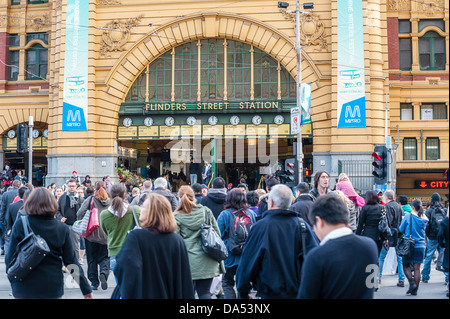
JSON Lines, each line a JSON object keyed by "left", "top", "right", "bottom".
{"left": 419, "top": 31, "right": 446, "bottom": 70}
{"left": 26, "top": 44, "right": 48, "bottom": 80}
{"left": 125, "top": 39, "right": 296, "bottom": 102}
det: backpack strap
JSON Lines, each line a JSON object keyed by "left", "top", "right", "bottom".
{"left": 298, "top": 217, "right": 308, "bottom": 257}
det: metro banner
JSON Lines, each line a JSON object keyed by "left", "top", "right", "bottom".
{"left": 62, "top": 0, "right": 88, "bottom": 131}
{"left": 337, "top": 0, "right": 366, "bottom": 128}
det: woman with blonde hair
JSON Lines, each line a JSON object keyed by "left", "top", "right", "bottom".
{"left": 77, "top": 181, "right": 111, "bottom": 291}
{"left": 174, "top": 185, "right": 224, "bottom": 299}
{"left": 113, "top": 192, "right": 194, "bottom": 299}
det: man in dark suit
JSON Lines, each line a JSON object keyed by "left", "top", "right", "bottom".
{"left": 289, "top": 182, "right": 315, "bottom": 226}
{"left": 201, "top": 161, "right": 212, "bottom": 186}
{"left": 297, "top": 194, "right": 379, "bottom": 299}
{"left": 0, "top": 179, "right": 22, "bottom": 255}
{"left": 4, "top": 186, "right": 28, "bottom": 255}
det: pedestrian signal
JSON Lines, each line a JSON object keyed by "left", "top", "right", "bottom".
{"left": 372, "top": 145, "right": 388, "bottom": 184}
{"left": 16, "top": 123, "right": 28, "bottom": 153}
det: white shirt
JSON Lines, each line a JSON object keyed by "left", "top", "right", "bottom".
{"left": 320, "top": 227, "right": 353, "bottom": 246}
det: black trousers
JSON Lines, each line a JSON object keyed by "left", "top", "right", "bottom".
{"left": 84, "top": 239, "right": 110, "bottom": 287}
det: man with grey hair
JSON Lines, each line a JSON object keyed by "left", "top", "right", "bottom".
{"left": 236, "top": 184, "right": 318, "bottom": 299}
{"left": 130, "top": 180, "right": 153, "bottom": 207}
{"left": 153, "top": 177, "right": 178, "bottom": 211}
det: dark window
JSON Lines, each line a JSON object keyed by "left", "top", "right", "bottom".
{"left": 419, "top": 31, "right": 446, "bottom": 70}
{"left": 399, "top": 38, "right": 412, "bottom": 71}
{"left": 9, "top": 51, "right": 19, "bottom": 81}
{"left": 418, "top": 19, "right": 445, "bottom": 32}
{"left": 26, "top": 44, "right": 48, "bottom": 80}
{"left": 403, "top": 138, "right": 417, "bottom": 160}
{"left": 398, "top": 20, "right": 411, "bottom": 33}
{"left": 426, "top": 138, "right": 440, "bottom": 160}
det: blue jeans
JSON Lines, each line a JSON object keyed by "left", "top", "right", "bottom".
{"left": 378, "top": 246, "right": 405, "bottom": 282}
{"left": 110, "top": 255, "right": 118, "bottom": 284}
{"left": 190, "top": 174, "right": 197, "bottom": 185}
{"left": 421, "top": 239, "right": 449, "bottom": 282}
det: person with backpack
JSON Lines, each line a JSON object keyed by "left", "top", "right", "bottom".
{"left": 421, "top": 192, "right": 448, "bottom": 284}
{"left": 236, "top": 184, "right": 319, "bottom": 299}
{"left": 217, "top": 188, "right": 257, "bottom": 299}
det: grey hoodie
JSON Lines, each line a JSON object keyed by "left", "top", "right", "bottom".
{"left": 77, "top": 195, "right": 112, "bottom": 245}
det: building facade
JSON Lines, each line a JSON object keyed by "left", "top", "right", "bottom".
{"left": 0, "top": 0, "right": 448, "bottom": 203}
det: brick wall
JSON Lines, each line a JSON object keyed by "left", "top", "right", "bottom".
{"left": 387, "top": 17, "right": 399, "bottom": 70}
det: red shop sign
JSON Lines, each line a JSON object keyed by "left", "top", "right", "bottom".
{"left": 415, "top": 180, "right": 449, "bottom": 189}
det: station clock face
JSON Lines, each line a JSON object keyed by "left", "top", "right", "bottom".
{"left": 186, "top": 116, "right": 196, "bottom": 126}
{"left": 32, "top": 129, "right": 40, "bottom": 138}
{"left": 43, "top": 129, "right": 48, "bottom": 138}
{"left": 123, "top": 117, "right": 133, "bottom": 127}
{"left": 252, "top": 115, "right": 262, "bottom": 125}
{"left": 144, "top": 117, "right": 154, "bottom": 127}
{"left": 7, "top": 130, "right": 15, "bottom": 139}
{"left": 274, "top": 115, "right": 284, "bottom": 125}
{"left": 165, "top": 116, "right": 175, "bottom": 127}
{"left": 230, "top": 115, "right": 240, "bottom": 126}
{"left": 208, "top": 116, "right": 218, "bottom": 126}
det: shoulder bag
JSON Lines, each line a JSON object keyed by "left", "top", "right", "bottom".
{"left": 396, "top": 213, "right": 416, "bottom": 258}
{"left": 81, "top": 196, "right": 99, "bottom": 238}
{"left": 200, "top": 208, "right": 228, "bottom": 262}
{"left": 7, "top": 216, "right": 50, "bottom": 282}
{"left": 378, "top": 205, "right": 392, "bottom": 241}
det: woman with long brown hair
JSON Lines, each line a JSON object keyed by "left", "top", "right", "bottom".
{"left": 174, "top": 185, "right": 224, "bottom": 299}
{"left": 77, "top": 181, "right": 111, "bottom": 291}
{"left": 113, "top": 192, "right": 194, "bottom": 299}
{"left": 99, "top": 183, "right": 140, "bottom": 281}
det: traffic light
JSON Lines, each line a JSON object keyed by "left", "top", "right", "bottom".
{"left": 372, "top": 145, "right": 388, "bottom": 184}
{"left": 16, "top": 123, "right": 28, "bottom": 153}
{"left": 304, "top": 168, "right": 312, "bottom": 183}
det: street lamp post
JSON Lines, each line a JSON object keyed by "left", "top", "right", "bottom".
{"left": 278, "top": 1, "right": 313, "bottom": 184}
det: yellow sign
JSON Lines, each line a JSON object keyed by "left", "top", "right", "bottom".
{"left": 202, "top": 125, "right": 223, "bottom": 137}
{"left": 225, "top": 125, "right": 246, "bottom": 136}
{"left": 138, "top": 126, "right": 159, "bottom": 138}
{"left": 246, "top": 124, "right": 268, "bottom": 137}
{"left": 160, "top": 126, "right": 180, "bottom": 138}
{"left": 118, "top": 126, "right": 137, "bottom": 139}
{"left": 268, "top": 124, "right": 290, "bottom": 136}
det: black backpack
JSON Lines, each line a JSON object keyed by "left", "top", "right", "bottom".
{"left": 227, "top": 208, "right": 253, "bottom": 255}
{"left": 430, "top": 206, "right": 446, "bottom": 236}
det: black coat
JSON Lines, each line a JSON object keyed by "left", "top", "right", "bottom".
{"left": 356, "top": 203, "right": 382, "bottom": 243}
{"left": 113, "top": 228, "right": 195, "bottom": 299}
{"left": 437, "top": 217, "right": 449, "bottom": 271}
{"left": 289, "top": 194, "right": 315, "bottom": 226}
{"left": 5, "top": 215, "right": 92, "bottom": 298}
{"left": 199, "top": 190, "right": 226, "bottom": 220}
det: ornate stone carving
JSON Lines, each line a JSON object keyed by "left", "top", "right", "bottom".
{"left": 0, "top": 14, "right": 21, "bottom": 27}
{"left": 27, "top": 13, "right": 51, "bottom": 31}
{"left": 417, "top": 0, "right": 444, "bottom": 15}
{"left": 280, "top": 9, "right": 327, "bottom": 51}
{"left": 100, "top": 15, "right": 144, "bottom": 56}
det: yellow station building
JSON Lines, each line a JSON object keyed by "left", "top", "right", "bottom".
{"left": 0, "top": 0, "right": 448, "bottom": 203}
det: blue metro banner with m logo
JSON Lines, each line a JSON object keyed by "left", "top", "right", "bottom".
{"left": 62, "top": 0, "right": 88, "bottom": 131}
{"left": 337, "top": 0, "right": 366, "bottom": 128}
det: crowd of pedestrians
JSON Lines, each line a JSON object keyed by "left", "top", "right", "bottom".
{"left": 0, "top": 170, "right": 448, "bottom": 299}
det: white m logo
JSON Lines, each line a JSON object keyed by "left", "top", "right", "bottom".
{"left": 345, "top": 105, "right": 361, "bottom": 118}
{"left": 67, "top": 109, "right": 81, "bottom": 122}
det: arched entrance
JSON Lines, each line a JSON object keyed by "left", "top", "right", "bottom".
{"left": 101, "top": 12, "right": 321, "bottom": 188}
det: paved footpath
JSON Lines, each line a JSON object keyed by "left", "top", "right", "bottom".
{"left": 0, "top": 255, "right": 447, "bottom": 299}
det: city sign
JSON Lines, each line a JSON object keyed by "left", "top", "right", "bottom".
{"left": 414, "top": 180, "right": 449, "bottom": 189}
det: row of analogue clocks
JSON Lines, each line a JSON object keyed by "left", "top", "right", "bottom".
{"left": 122, "top": 115, "right": 285, "bottom": 128}
{"left": 7, "top": 129, "right": 48, "bottom": 139}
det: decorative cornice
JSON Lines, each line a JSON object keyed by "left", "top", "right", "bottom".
{"left": 97, "top": 0, "right": 122, "bottom": 5}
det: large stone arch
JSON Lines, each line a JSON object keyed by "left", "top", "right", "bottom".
{"left": 102, "top": 11, "right": 323, "bottom": 116}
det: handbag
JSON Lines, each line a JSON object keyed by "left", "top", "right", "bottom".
{"left": 396, "top": 213, "right": 416, "bottom": 258}
{"left": 73, "top": 210, "right": 90, "bottom": 235}
{"left": 7, "top": 216, "right": 50, "bottom": 282}
{"left": 81, "top": 197, "right": 99, "bottom": 238}
{"left": 200, "top": 208, "right": 228, "bottom": 262}
{"left": 378, "top": 206, "right": 392, "bottom": 241}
